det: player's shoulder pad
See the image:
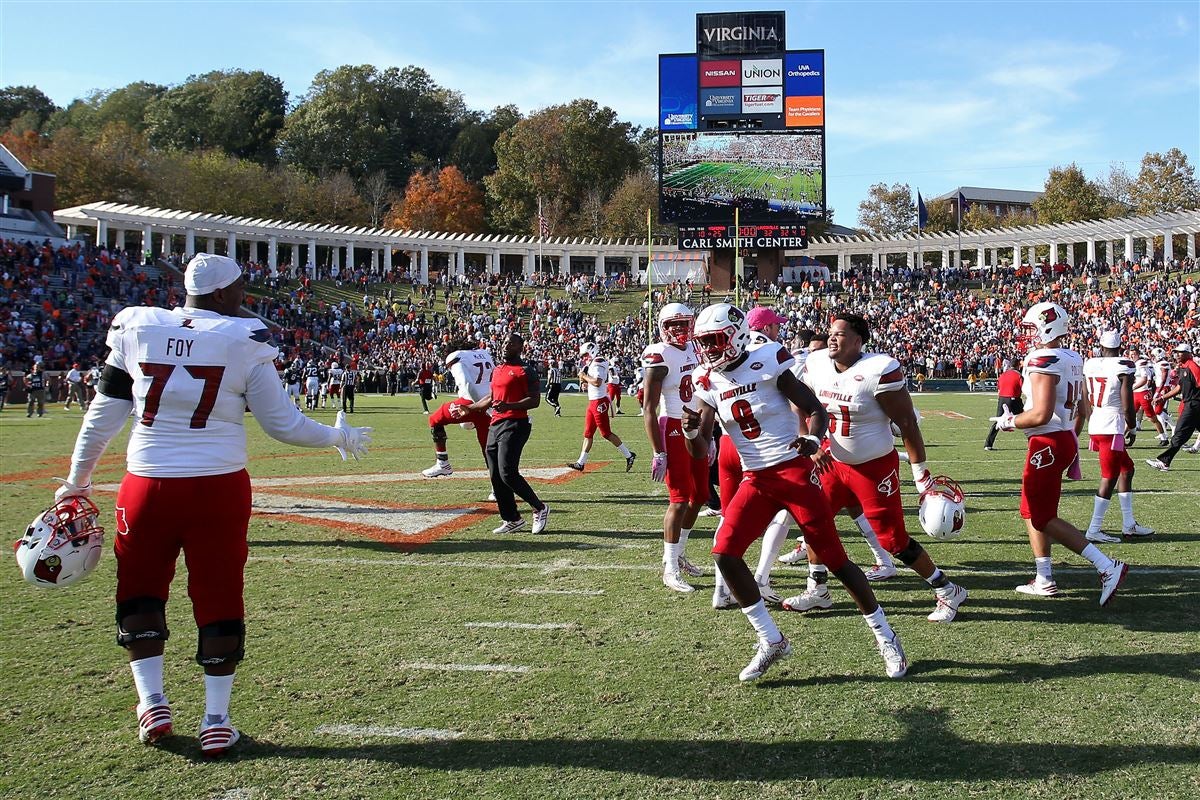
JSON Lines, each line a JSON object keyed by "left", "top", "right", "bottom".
{"left": 1026, "top": 350, "right": 1060, "bottom": 370}
{"left": 641, "top": 344, "right": 666, "bottom": 366}
{"left": 747, "top": 342, "right": 795, "bottom": 375}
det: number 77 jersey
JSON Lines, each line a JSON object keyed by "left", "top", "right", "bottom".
{"left": 105, "top": 305, "right": 284, "bottom": 477}
{"left": 801, "top": 349, "right": 907, "bottom": 465}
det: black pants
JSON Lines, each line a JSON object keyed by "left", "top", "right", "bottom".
{"left": 485, "top": 418, "right": 544, "bottom": 521}
{"left": 546, "top": 383, "right": 561, "bottom": 408}
{"left": 341, "top": 387, "right": 355, "bottom": 412}
{"left": 985, "top": 396, "right": 1024, "bottom": 448}
{"left": 1158, "top": 403, "right": 1198, "bottom": 466}
{"left": 420, "top": 385, "right": 432, "bottom": 412}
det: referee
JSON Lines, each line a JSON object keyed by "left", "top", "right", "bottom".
{"left": 984, "top": 361, "right": 1023, "bottom": 451}
{"left": 545, "top": 359, "right": 562, "bottom": 417}
{"left": 462, "top": 333, "right": 550, "bottom": 534}
{"left": 1146, "top": 343, "right": 1200, "bottom": 472}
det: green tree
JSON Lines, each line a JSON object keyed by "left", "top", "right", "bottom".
{"left": 0, "top": 86, "right": 58, "bottom": 133}
{"left": 857, "top": 182, "right": 914, "bottom": 236}
{"left": 602, "top": 171, "right": 668, "bottom": 237}
{"left": 1128, "top": 148, "right": 1200, "bottom": 214}
{"left": 1032, "top": 163, "right": 1108, "bottom": 223}
{"left": 1097, "top": 161, "right": 1135, "bottom": 218}
{"left": 31, "top": 123, "right": 152, "bottom": 206}
{"left": 922, "top": 197, "right": 956, "bottom": 233}
{"left": 448, "top": 104, "right": 521, "bottom": 182}
{"left": 485, "top": 99, "right": 639, "bottom": 235}
{"left": 145, "top": 70, "right": 286, "bottom": 163}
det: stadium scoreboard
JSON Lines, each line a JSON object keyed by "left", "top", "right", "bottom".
{"left": 658, "top": 10, "right": 826, "bottom": 228}
{"left": 677, "top": 222, "right": 807, "bottom": 251}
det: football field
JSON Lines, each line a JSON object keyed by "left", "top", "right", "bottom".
{"left": 2, "top": 392, "right": 1198, "bottom": 800}
{"left": 664, "top": 161, "right": 823, "bottom": 203}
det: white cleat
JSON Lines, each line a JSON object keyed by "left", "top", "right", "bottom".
{"left": 136, "top": 697, "right": 173, "bottom": 745}
{"left": 677, "top": 555, "right": 704, "bottom": 577}
{"left": 662, "top": 569, "right": 695, "bottom": 593}
{"left": 199, "top": 714, "right": 240, "bottom": 758}
{"left": 1015, "top": 578, "right": 1060, "bottom": 597}
{"left": 739, "top": 636, "right": 792, "bottom": 682}
{"left": 782, "top": 586, "right": 833, "bottom": 612}
{"left": 865, "top": 562, "right": 898, "bottom": 582}
{"left": 1144, "top": 458, "right": 1169, "bottom": 472}
{"left": 712, "top": 589, "right": 738, "bottom": 610}
{"left": 1122, "top": 522, "right": 1154, "bottom": 537}
{"left": 927, "top": 584, "right": 968, "bottom": 623}
{"left": 1183, "top": 445, "right": 1200, "bottom": 454}
{"left": 698, "top": 506, "right": 722, "bottom": 517}
{"left": 532, "top": 505, "right": 550, "bottom": 535}
{"left": 422, "top": 461, "right": 453, "bottom": 478}
{"left": 1085, "top": 529, "right": 1121, "bottom": 544}
{"left": 487, "top": 492, "right": 496, "bottom": 502}
{"left": 492, "top": 519, "right": 527, "bottom": 534}
{"left": 1099, "top": 561, "right": 1129, "bottom": 607}
{"left": 757, "top": 579, "right": 782, "bottom": 605}
{"left": 777, "top": 542, "right": 808, "bottom": 564}
{"left": 876, "top": 630, "right": 908, "bottom": 679}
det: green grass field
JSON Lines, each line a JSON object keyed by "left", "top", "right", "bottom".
{"left": 664, "top": 161, "right": 823, "bottom": 203}
{"left": 2, "top": 391, "right": 1198, "bottom": 800}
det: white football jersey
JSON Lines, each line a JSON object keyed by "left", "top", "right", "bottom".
{"left": 327, "top": 366, "right": 344, "bottom": 385}
{"left": 607, "top": 365, "right": 621, "bottom": 385}
{"left": 1022, "top": 347, "right": 1085, "bottom": 437}
{"left": 803, "top": 349, "right": 906, "bottom": 465}
{"left": 1132, "top": 359, "right": 1154, "bottom": 393}
{"left": 691, "top": 342, "right": 799, "bottom": 472}
{"left": 1084, "top": 356, "right": 1135, "bottom": 435}
{"left": 641, "top": 341, "right": 700, "bottom": 419}
{"left": 584, "top": 357, "right": 610, "bottom": 400}
{"left": 1154, "top": 359, "right": 1176, "bottom": 394}
{"left": 105, "top": 306, "right": 334, "bottom": 477}
{"left": 448, "top": 349, "right": 495, "bottom": 403}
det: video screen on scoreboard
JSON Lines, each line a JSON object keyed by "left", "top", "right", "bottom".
{"left": 659, "top": 129, "right": 825, "bottom": 223}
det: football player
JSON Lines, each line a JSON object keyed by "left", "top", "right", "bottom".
{"left": 284, "top": 359, "right": 303, "bottom": 408}
{"left": 793, "top": 313, "right": 968, "bottom": 622}
{"left": 568, "top": 342, "right": 636, "bottom": 473}
{"left": 641, "top": 303, "right": 706, "bottom": 592}
{"left": 1151, "top": 347, "right": 1177, "bottom": 443}
{"left": 685, "top": 303, "right": 908, "bottom": 681}
{"left": 990, "top": 301, "right": 1127, "bottom": 603}
{"left": 1146, "top": 343, "right": 1200, "bottom": 470}
{"left": 421, "top": 340, "right": 496, "bottom": 478}
{"left": 1131, "top": 351, "right": 1158, "bottom": 437}
{"left": 52, "top": 254, "right": 372, "bottom": 757}
{"left": 326, "top": 361, "right": 344, "bottom": 405}
{"left": 1081, "top": 331, "right": 1154, "bottom": 541}
{"left": 303, "top": 360, "right": 321, "bottom": 411}
{"left": 606, "top": 361, "right": 623, "bottom": 416}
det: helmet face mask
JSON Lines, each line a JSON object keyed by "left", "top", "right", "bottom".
{"left": 1020, "top": 302, "right": 1070, "bottom": 349}
{"left": 658, "top": 303, "right": 694, "bottom": 347}
{"left": 918, "top": 476, "right": 966, "bottom": 541}
{"left": 14, "top": 497, "right": 105, "bottom": 588}
{"left": 692, "top": 304, "right": 750, "bottom": 371}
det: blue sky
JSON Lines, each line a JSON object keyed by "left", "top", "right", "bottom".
{"left": 2, "top": 1, "right": 1197, "bottom": 225}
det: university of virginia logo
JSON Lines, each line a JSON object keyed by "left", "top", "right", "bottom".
{"left": 877, "top": 469, "right": 899, "bottom": 497}
{"left": 1029, "top": 446, "right": 1055, "bottom": 469}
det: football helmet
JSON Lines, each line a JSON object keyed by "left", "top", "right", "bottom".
{"left": 692, "top": 304, "right": 752, "bottom": 371}
{"left": 1151, "top": 347, "right": 1165, "bottom": 360}
{"left": 14, "top": 497, "right": 105, "bottom": 588}
{"left": 331, "top": 362, "right": 340, "bottom": 370}
{"left": 890, "top": 407, "right": 923, "bottom": 438}
{"left": 579, "top": 342, "right": 597, "bottom": 359}
{"left": 918, "top": 476, "right": 967, "bottom": 541}
{"left": 1020, "top": 302, "right": 1070, "bottom": 348}
{"left": 658, "top": 303, "right": 694, "bottom": 347}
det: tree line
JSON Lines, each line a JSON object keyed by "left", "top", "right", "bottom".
{"left": 0, "top": 68, "right": 666, "bottom": 238}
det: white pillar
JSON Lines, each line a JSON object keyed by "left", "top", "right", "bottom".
{"left": 308, "top": 239, "right": 318, "bottom": 276}
{"left": 379, "top": 248, "right": 388, "bottom": 274}
{"left": 268, "top": 236, "right": 278, "bottom": 274}
{"left": 207, "top": 237, "right": 216, "bottom": 255}
{"left": 226, "top": 232, "right": 237, "bottom": 260}
{"left": 143, "top": 224, "right": 154, "bottom": 261}
{"left": 975, "top": 246, "right": 984, "bottom": 270}
{"left": 1049, "top": 241, "right": 1057, "bottom": 264}
{"left": 419, "top": 247, "right": 429, "bottom": 284}
{"left": 344, "top": 244, "right": 353, "bottom": 271}
{"left": 491, "top": 251, "right": 501, "bottom": 276}
{"left": 370, "top": 248, "right": 378, "bottom": 273}
{"left": 560, "top": 252, "right": 570, "bottom": 276}
{"left": 115, "top": 229, "right": 126, "bottom": 252}
{"left": 1163, "top": 230, "right": 1174, "bottom": 262}
{"left": 1066, "top": 241, "right": 1075, "bottom": 267}
{"left": 455, "top": 248, "right": 464, "bottom": 279}
{"left": 875, "top": 251, "right": 884, "bottom": 270}
{"left": 1086, "top": 238, "right": 1096, "bottom": 264}
{"left": 184, "top": 229, "right": 195, "bottom": 258}
{"left": 524, "top": 252, "right": 534, "bottom": 276}
{"left": 291, "top": 243, "right": 300, "bottom": 272}
{"left": 331, "top": 243, "right": 340, "bottom": 270}
{"left": 940, "top": 249, "right": 949, "bottom": 269}
{"left": 1123, "top": 233, "right": 1134, "bottom": 264}
{"left": 96, "top": 219, "right": 106, "bottom": 247}
{"left": 1189, "top": 233, "right": 1197, "bottom": 259}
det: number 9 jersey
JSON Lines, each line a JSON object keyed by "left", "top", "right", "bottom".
{"left": 1022, "top": 347, "right": 1085, "bottom": 437}
{"left": 802, "top": 348, "right": 906, "bottom": 465}
{"left": 105, "top": 306, "right": 291, "bottom": 477}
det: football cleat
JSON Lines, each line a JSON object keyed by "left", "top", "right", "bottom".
{"left": 739, "top": 636, "right": 792, "bottom": 682}
{"left": 927, "top": 584, "right": 968, "bottom": 623}
{"left": 625, "top": 452, "right": 637, "bottom": 472}
{"left": 1122, "top": 522, "right": 1154, "bottom": 537}
{"left": 712, "top": 589, "right": 738, "bottom": 610}
{"left": 662, "top": 569, "right": 695, "bottom": 593}
{"left": 1144, "top": 458, "right": 1169, "bottom": 472}
{"left": 1015, "top": 578, "right": 1060, "bottom": 597}
{"left": 782, "top": 586, "right": 833, "bottom": 612}
{"left": 199, "top": 715, "right": 240, "bottom": 758}
{"left": 487, "top": 492, "right": 496, "bottom": 502}
{"left": 777, "top": 541, "right": 808, "bottom": 564}
{"left": 677, "top": 555, "right": 703, "bottom": 578}
{"left": 865, "top": 562, "right": 897, "bottom": 582}
{"left": 136, "top": 698, "right": 173, "bottom": 745}
{"left": 567, "top": 462, "right": 585, "bottom": 472}
{"left": 875, "top": 630, "right": 908, "bottom": 679}
{"left": 492, "top": 519, "right": 527, "bottom": 534}
{"left": 1085, "top": 529, "right": 1121, "bottom": 544}
{"left": 532, "top": 505, "right": 550, "bottom": 535}
{"left": 1099, "top": 561, "right": 1129, "bottom": 606}
{"left": 422, "top": 461, "right": 453, "bottom": 478}
{"left": 1183, "top": 444, "right": 1199, "bottom": 454}
{"left": 757, "top": 579, "right": 781, "bottom": 605}
{"left": 698, "top": 506, "right": 722, "bottom": 517}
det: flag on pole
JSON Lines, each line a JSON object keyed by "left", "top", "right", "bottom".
{"left": 917, "top": 191, "right": 929, "bottom": 231}
{"left": 537, "top": 198, "right": 549, "bottom": 239}
{"left": 646, "top": 207, "right": 653, "bottom": 342}
{"left": 957, "top": 190, "right": 970, "bottom": 220}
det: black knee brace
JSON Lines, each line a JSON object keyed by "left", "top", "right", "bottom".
{"left": 116, "top": 596, "right": 169, "bottom": 648}
{"left": 431, "top": 424, "right": 448, "bottom": 445}
{"left": 896, "top": 538, "right": 925, "bottom": 566}
{"left": 196, "top": 619, "right": 245, "bottom": 667}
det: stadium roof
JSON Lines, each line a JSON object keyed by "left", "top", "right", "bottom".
{"left": 930, "top": 186, "right": 1043, "bottom": 204}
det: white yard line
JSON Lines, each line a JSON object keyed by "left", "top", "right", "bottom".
{"left": 93, "top": 467, "right": 574, "bottom": 493}
{"left": 314, "top": 724, "right": 462, "bottom": 741}
{"left": 516, "top": 588, "right": 606, "bottom": 596}
{"left": 464, "top": 622, "right": 573, "bottom": 630}
{"left": 395, "top": 662, "right": 530, "bottom": 674}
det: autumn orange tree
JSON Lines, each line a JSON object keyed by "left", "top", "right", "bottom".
{"left": 387, "top": 166, "right": 484, "bottom": 233}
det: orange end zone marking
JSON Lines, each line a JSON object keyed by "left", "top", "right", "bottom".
{"left": 258, "top": 510, "right": 494, "bottom": 551}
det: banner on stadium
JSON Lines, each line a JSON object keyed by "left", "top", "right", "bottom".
{"left": 700, "top": 88, "right": 740, "bottom": 113}
{"left": 659, "top": 54, "right": 699, "bottom": 131}
{"left": 741, "top": 88, "right": 784, "bottom": 113}
{"left": 784, "top": 52, "right": 824, "bottom": 97}
{"left": 699, "top": 59, "right": 741, "bottom": 87}
{"left": 697, "top": 11, "right": 786, "bottom": 58}
{"left": 741, "top": 58, "right": 783, "bottom": 86}
{"left": 676, "top": 223, "right": 807, "bottom": 251}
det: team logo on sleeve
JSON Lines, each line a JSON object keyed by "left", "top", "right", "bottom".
{"left": 876, "top": 469, "right": 899, "bottom": 497}
{"left": 1028, "top": 446, "right": 1055, "bottom": 470}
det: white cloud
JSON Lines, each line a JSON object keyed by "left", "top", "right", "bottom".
{"left": 982, "top": 43, "right": 1120, "bottom": 99}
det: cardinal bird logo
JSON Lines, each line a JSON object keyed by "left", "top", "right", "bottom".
{"left": 1039, "top": 308, "right": 1059, "bottom": 324}
{"left": 1029, "top": 446, "right": 1055, "bottom": 469}
{"left": 876, "top": 469, "right": 899, "bottom": 497}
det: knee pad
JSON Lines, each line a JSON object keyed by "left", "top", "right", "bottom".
{"left": 196, "top": 619, "right": 246, "bottom": 668}
{"left": 115, "top": 596, "right": 169, "bottom": 648}
{"left": 895, "top": 538, "right": 925, "bottom": 566}
{"left": 431, "top": 425, "right": 448, "bottom": 444}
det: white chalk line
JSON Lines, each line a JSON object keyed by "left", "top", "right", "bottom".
{"left": 464, "top": 622, "right": 573, "bottom": 630}
{"left": 396, "top": 661, "right": 529, "bottom": 674}
{"left": 315, "top": 723, "right": 462, "bottom": 741}
{"left": 516, "top": 588, "right": 605, "bottom": 596}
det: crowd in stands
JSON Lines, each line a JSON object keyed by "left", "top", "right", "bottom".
{"left": 3, "top": 233, "right": 1196, "bottom": 404}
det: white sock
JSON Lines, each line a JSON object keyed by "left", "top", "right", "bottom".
{"left": 577, "top": 448, "right": 590, "bottom": 465}
{"left": 741, "top": 599, "right": 782, "bottom": 644}
{"left": 1081, "top": 544, "right": 1115, "bottom": 573}
{"left": 807, "top": 565, "right": 829, "bottom": 592}
{"left": 713, "top": 563, "right": 728, "bottom": 595}
{"left": 204, "top": 673, "right": 235, "bottom": 721}
{"left": 1035, "top": 556, "right": 1054, "bottom": 582}
{"left": 663, "top": 540, "right": 683, "bottom": 567}
{"left": 862, "top": 606, "right": 895, "bottom": 641}
{"left": 1087, "top": 496, "right": 1110, "bottom": 533}
{"left": 1117, "top": 492, "right": 1135, "bottom": 528}
{"left": 679, "top": 528, "right": 692, "bottom": 551}
{"left": 616, "top": 443, "right": 632, "bottom": 458}
{"left": 754, "top": 512, "right": 791, "bottom": 583}
{"left": 130, "top": 656, "right": 164, "bottom": 706}
{"left": 854, "top": 514, "right": 894, "bottom": 567}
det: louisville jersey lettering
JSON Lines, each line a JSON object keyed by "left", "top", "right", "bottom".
{"left": 1084, "top": 356, "right": 1135, "bottom": 435}
{"left": 803, "top": 349, "right": 906, "bottom": 465}
{"left": 1022, "top": 347, "right": 1085, "bottom": 437}
{"left": 642, "top": 341, "right": 699, "bottom": 419}
{"left": 448, "top": 348, "right": 495, "bottom": 403}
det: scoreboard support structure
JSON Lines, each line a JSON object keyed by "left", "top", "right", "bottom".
{"left": 710, "top": 248, "right": 783, "bottom": 291}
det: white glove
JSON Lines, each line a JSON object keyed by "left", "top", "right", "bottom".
{"left": 53, "top": 477, "right": 92, "bottom": 502}
{"left": 989, "top": 404, "right": 1017, "bottom": 432}
{"left": 651, "top": 452, "right": 668, "bottom": 483}
{"left": 910, "top": 462, "right": 934, "bottom": 495}
{"left": 334, "top": 410, "right": 373, "bottom": 461}
{"left": 707, "top": 443, "right": 717, "bottom": 466}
